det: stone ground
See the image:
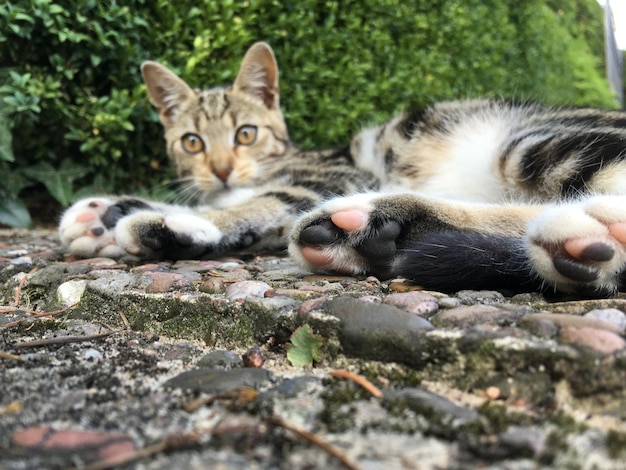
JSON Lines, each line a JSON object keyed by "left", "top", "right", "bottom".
{"left": 1, "top": 228, "right": 626, "bottom": 470}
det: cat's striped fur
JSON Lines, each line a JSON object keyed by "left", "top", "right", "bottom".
{"left": 60, "top": 42, "right": 626, "bottom": 296}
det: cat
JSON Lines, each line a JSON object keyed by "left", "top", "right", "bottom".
{"left": 59, "top": 42, "right": 626, "bottom": 297}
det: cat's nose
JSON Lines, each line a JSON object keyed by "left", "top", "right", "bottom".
{"left": 213, "top": 165, "right": 233, "bottom": 183}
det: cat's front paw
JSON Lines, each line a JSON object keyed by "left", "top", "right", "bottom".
{"left": 59, "top": 197, "right": 126, "bottom": 258}
{"left": 527, "top": 195, "right": 626, "bottom": 295}
{"left": 115, "top": 212, "right": 223, "bottom": 259}
{"left": 289, "top": 194, "right": 403, "bottom": 278}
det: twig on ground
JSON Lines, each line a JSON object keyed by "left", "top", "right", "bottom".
{"left": 266, "top": 416, "right": 361, "bottom": 470}
{"left": 118, "top": 310, "right": 131, "bottom": 329}
{"left": 0, "top": 351, "right": 26, "bottom": 362}
{"left": 329, "top": 369, "right": 384, "bottom": 398}
{"left": 13, "top": 267, "right": 39, "bottom": 307}
{"left": 94, "top": 320, "right": 117, "bottom": 332}
{"left": 183, "top": 387, "right": 259, "bottom": 412}
{"left": 0, "top": 302, "right": 79, "bottom": 329}
{"left": 15, "top": 330, "right": 126, "bottom": 349}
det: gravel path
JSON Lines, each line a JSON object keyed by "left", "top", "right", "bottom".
{"left": 1, "top": 228, "right": 626, "bottom": 469}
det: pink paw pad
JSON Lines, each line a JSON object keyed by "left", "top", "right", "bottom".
{"left": 563, "top": 222, "right": 626, "bottom": 262}
{"left": 76, "top": 212, "right": 97, "bottom": 223}
{"left": 330, "top": 209, "right": 368, "bottom": 232}
{"left": 608, "top": 222, "right": 626, "bottom": 244}
{"left": 300, "top": 246, "right": 333, "bottom": 266}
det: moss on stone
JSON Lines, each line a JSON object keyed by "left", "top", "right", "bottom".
{"left": 606, "top": 430, "right": 626, "bottom": 459}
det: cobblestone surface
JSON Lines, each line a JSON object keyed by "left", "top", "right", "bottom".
{"left": 1, "top": 228, "right": 626, "bottom": 469}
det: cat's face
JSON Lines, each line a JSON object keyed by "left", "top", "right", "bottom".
{"left": 142, "top": 43, "right": 290, "bottom": 198}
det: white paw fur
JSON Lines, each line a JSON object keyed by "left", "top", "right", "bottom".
{"left": 115, "top": 212, "right": 223, "bottom": 256}
{"left": 59, "top": 197, "right": 125, "bottom": 258}
{"left": 527, "top": 195, "right": 626, "bottom": 293}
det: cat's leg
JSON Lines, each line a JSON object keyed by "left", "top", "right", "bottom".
{"left": 526, "top": 194, "right": 626, "bottom": 295}
{"left": 291, "top": 193, "right": 626, "bottom": 295}
{"left": 95, "top": 194, "right": 298, "bottom": 259}
{"left": 289, "top": 193, "right": 543, "bottom": 291}
{"left": 60, "top": 196, "right": 226, "bottom": 259}
{"left": 61, "top": 186, "right": 313, "bottom": 260}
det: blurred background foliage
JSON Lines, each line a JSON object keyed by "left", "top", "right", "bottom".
{"left": 0, "top": 0, "right": 620, "bottom": 227}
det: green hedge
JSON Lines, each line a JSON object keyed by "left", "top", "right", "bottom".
{"left": 0, "top": 0, "right": 618, "bottom": 227}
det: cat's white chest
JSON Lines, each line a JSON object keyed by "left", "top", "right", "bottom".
{"left": 211, "top": 188, "right": 258, "bottom": 208}
{"left": 409, "top": 116, "right": 510, "bottom": 202}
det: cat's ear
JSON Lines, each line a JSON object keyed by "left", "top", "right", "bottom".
{"left": 141, "top": 61, "right": 195, "bottom": 125}
{"left": 233, "top": 42, "right": 279, "bottom": 109}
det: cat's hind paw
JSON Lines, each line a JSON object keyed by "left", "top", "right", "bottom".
{"left": 290, "top": 194, "right": 402, "bottom": 278}
{"left": 59, "top": 197, "right": 126, "bottom": 258}
{"left": 527, "top": 195, "right": 626, "bottom": 295}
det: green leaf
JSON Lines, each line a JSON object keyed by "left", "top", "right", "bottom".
{"left": 0, "top": 193, "right": 32, "bottom": 228}
{"left": 0, "top": 113, "right": 14, "bottom": 162}
{"left": 286, "top": 324, "right": 323, "bottom": 367}
{"left": 22, "top": 160, "right": 88, "bottom": 206}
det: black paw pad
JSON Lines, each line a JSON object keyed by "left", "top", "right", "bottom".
{"left": 101, "top": 206, "right": 125, "bottom": 229}
{"left": 553, "top": 256, "right": 599, "bottom": 283}
{"left": 139, "top": 226, "right": 210, "bottom": 259}
{"left": 299, "top": 219, "right": 343, "bottom": 246}
{"left": 101, "top": 199, "right": 153, "bottom": 229}
{"left": 355, "top": 220, "right": 402, "bottom": 276}
{"left": 579, "top": 242, "right": 614, "bottom": 262}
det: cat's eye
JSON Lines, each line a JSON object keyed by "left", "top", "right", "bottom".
{"left": 181, "top": 133, "right": 205, "bottom": 154}
{"left": 235, "top": 125, "right": 257, "bottom": 146}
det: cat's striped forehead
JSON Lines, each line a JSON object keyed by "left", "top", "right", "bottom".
{"left": 196, "top": 88, "right": 231, "bottom": 121}
{"left": 193, "top": 87, "right": 265, "bottom": 124}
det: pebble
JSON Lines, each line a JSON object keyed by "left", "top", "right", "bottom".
{"left": 382, "top": 388, "right": 479, "bottom": 427}
{"left": 10, "top": 426, "right": 136, "bottom": 463}
{"left": 197, "top": 350, "right": 243, "bottom": 369}
{"left": 431, "top": 305, "right": 522, "bottom": 329}
{"left": 524, "top": 318, "right": 559, "bottom": 339}
{"left": 197, "top": 278, "right": 225, "bottom": 294}
{"left": 56, "top": 280, "right": 88, "bottom": 306}
{"left": 438, "top": 297, "right": 462, "bottom": 309}
{"left": 144, "top": 272, "right": 193, "bottom": 293}
{"left": 172, "top": 260, "right": 225, "bottom": 272}
{"left": 87, "top": 272, "right": 138, "bottom": 295}
{"left": 382, "top": 292, "right": 439, "bottom": 316}
{"left": 298, "top": 297, "right": 330, "bottom": 316}
{"left": 225, "top": 280, "right": 273, "bottom": 301}
{"left": 82, "top": 348, "right": 101, "bottom": 361}
{"left": 583, "top": 308, "right": 626, "bottom": 333}
{"left": 496, "top": 425, "right": 548, "bottom": 459}
{"left": 164, "top": 368, "right": 274, "bottom": 393}
{"left": 276, "top": 376, "right": 322, "bottom": 397}
{"left": 521, "top": 313, "right": 624, "bottom": 334}
{"left": 242, "top": 346, "right": 264, "bottom": 368}
{"left": 559, "top": 326, "right": 626, "bottom": 355}
{"left": 456, "top": 290, "right": 506, "bottom": 305}
{"left": 325, "top": 297, "right": 434, "bottom": 361}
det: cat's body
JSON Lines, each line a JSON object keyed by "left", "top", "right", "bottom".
{"left": 59, "top": 42, "right": 626, "bottom": 296}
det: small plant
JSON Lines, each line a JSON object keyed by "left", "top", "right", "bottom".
{"left": 287, "top": 324, "right": 323, "bottom": 367}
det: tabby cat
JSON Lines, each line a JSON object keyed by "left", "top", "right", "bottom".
{"left": 59, "top": 42, "right": 626, "bottom": 297}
